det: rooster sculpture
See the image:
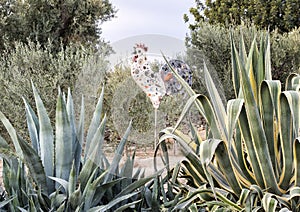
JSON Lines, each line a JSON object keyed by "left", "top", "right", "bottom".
{"left": 130, "top": 43, "right": 193, "bottom": 108}
{"left": 130, "top": 43, "right": 166, "bottom": 109}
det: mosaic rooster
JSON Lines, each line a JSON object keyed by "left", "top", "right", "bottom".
{"left": 130, "top": 43, "right": 166, "bottom": 109}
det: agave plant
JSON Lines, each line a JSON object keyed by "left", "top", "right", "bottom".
{"left": 159, "top": 33, "right": 300, "bottom": 211}
{"left": 0, "top": 83, "right": 159, "bottom": 211}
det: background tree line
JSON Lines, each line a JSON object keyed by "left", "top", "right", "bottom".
{"left": 184, "top": 0, "right": 300, "bottom": 99}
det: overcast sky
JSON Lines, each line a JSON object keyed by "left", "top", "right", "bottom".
{"left": 101, "top": 0, "right": 195, "bottom": 43}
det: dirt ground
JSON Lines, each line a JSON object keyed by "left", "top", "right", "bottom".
{"left": 106, "top": 143, "right": 186, "bottom": 177}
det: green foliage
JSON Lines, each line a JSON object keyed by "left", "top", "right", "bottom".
{"left": 0, "top": 40, "right": 108, "bottom": 140}
{"left": 186, "top": 0, "right": 300, "bottom": 33}
{"left": 0, "top": 84, "right": 159, "bottom": 211}
{"left": 0, "top": 0, "right": 115, "bottom": 52}
{"left": 159, "top": 34, "right": 300, "bottom": 210}
{"left": 186, "top": 23, "right": 300, "bottom": 99}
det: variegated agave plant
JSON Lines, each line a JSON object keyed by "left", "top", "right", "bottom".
{"left": 159, "top": 33, "right": 300, "bottom": 211}
{"left": 0, "top": 83, "right": 158, "bottom": 211}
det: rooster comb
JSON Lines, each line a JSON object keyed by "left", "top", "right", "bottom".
{"left": 134, "top": 43, "right": 148, "bottom": 52}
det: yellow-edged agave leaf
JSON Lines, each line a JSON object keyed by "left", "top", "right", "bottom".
{"left": 262, "top": 193, "right": 278, "bottom": 212}
{"left": 238, "top": 188, "right": 250, "bottom": 207}
{"left": 172, "top": 94, "right": 200, "bottom": 132}
{"left": 293, "top": 138, "right": 300, "bottom": 186}
{"left": 238, "top": 107, "right": 265, "bottom": 188}
{"left": 158, "top": 131, "right": 206, "bottom": 177}
{"left": 213, "top": 140, "right": 242, "bottom": 195}
{"left": 238, "top": 32, "right": 248, "bottom": 67}
{"left": 257, "top": 35, "right": 266, "bottom": 88}
{"left": 231, "top": 32, "right": 242, "bottom": 98}
{"left": 260, "top": 80, "right": 281, "bottom": 179}
{"left": 198, "top": 95, "right": 222, "bottom": 139}
{"left": 75, "top": 96, "right": 84, "bottom": 175}
{"left": 199, "top": 139, "right": 221, "bottom": 198}
{"left": 203, "top": 62, "right": 228, "bottom": 142}
{"left": 246, "top": 38, "right": 259, "bottom": 102}
{"left": 175, "top": 188, "right": 242, "bottom": 211}
{"left": 285, "top": 73, "right": 299, "bottom": 91}
{"left": 227, "top": 98, "right": 244, "bottom": 148}
{"left": 234, "top": 40, "right": 281, "bottom": 194}
{"left": 235, "top": 125, "right": 257, "bottom": 185}
{"left": 279, "top": 91, "right": 300, "bottom": 189}
{"left": 289, "top": 186, "right": 300, "bottom": 201}
{"left": 264, "top": 34, "right": 272, "bottom": 81}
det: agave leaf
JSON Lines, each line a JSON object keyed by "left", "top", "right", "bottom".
{"left": 119, "top": 156, "right": 134, "bottom": 188}
{"left": 69, "top": 185, "right": 82, "bottom": 210}
{"left": 262, "top": 193, "right": 278, "bottom": 212}
{"left": 279, "top": 91, "right": 299, "bottom": 189}
{"left": 85, "top": 86, "right": 104, "bottom": 161}
{"left": 198, "top": 95, "right": 222, "bottom": 139}
{"left": 238, "top": 188, "right": 250, "bottom": 207}
{"left": 114, "top": 173, "right": 158, "bottom": 199}
{"left": 48, "top": 176, "right": 69, "bottom": 195}
{"left": 81, "top": 168, "right": 99, "bottom": 209}
{"left": 16, "top": 135, "right": 48, "bottom": 193}
{"left": 189, "top": 121, "right": 202, "bottom": 154}
{"left": 246, "top": 36, "right": 259, "bottom": 102}
{"left": 256, "top": 34, "right": 266, "bottom": 88}
{"left": 68, "top": 161, "right": 76, "bottom": 196}
{"left": 23, "top": 97, "right": 40, "bottom": 154}
{"left": 227, "top": 98, "right": 244, "bottom": 149}
{"left": 231, "top": 32, "right": 241, "bottom": 98}
{"left": 238, "top": 31, "right": 247, "bottom": 66}
{"left": 75, "top": 96, "right": 84, "bottom": 175}
{"left": 264, "top": 34, "right": 272, "bottom": 80}
{"left": 31, "top": 82, "right": 54, "bottom": 190}
{"left": 214, "top": 141, "right": 242, "bottom": 195}
{"left": 66, "top": 88, "right": 77, "bottom": 160}
{"left": 87, "top": 192, "right": 139, "bottom": 212}
{"left": 285, "top": 73, "right": 299, "bottom": 91}
{"left": 92, "top": 177, "right": 125, "bottom": 206}
{"left": 234, "top": 42, "right": 280, "bottom": 194}
{"left": 114, "top": 199, "right": 142, "bottom": 212}
{"left": 203, "top": 62, "right": 228, "bottom": 142}
{"left": 0, "top": 112, "right": 23, "bottom": 158}
{"left": 238, "top": 106, "right": 265, "bottom": 188}
{"left": 104, "top": 121, "right": 132, "bottom": 183}
{"left": 85, "top": 114, "right": 107, "bottom": 168}
{"left": 175, "top": 188, "right": 242, "bottom": 211}
{"left": 0, "top": 195, "right": 16, "bottom": 208}
{"left": 78, "top": 147, "right": 98, "bottom": 189}
{"left": 55, "top": 90, "right": 72, "bottom": 182}
{"left": 172, "top": 94, "right": 200, "bottom": 132}
{"left": 294, "top": 138, "right": 300, "bottom": 187}
{"left": 260, "top": 80, "right": 281, "bottom": 178}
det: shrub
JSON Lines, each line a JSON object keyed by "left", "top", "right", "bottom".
{"left": 0, "top": 40, "right": 108, "bottom": 140}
